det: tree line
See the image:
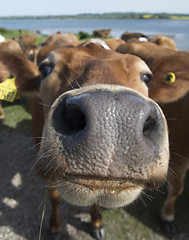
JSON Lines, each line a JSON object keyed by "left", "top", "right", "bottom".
{"left": 0, "top": 12, "right": 189, "bottom": 20}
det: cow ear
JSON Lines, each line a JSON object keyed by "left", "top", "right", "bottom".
{"left": 0, "top": 49, "right": 41, "bottom": 94}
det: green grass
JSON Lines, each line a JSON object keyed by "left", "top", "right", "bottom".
{"left": 35, "top": 35, "right": 48, "bottom": 45}
{"left": 0, "top": 27, "right": 112, "bottom": 46}
{"left": 101, "top": 192, "right": 167, "bottom": 240}
{"left": 0, "top": 27, "right": 30, "bottom": 39}
{"left": 0, "top": 97, "right": 31, "bottom": 134}
{"left": 100, "top": 178, "right": 189, "bottom": 240}
{"left": 0, "top": 27, "right": 47, "bottom": 45}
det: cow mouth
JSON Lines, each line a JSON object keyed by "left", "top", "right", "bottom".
{"left": 48, "top": 174, "right": 144, "bottom": 208}
{"left": 59, "top": 173, "right": 143, "bottom": 192}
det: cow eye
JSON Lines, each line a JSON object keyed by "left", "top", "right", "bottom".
{"left": 164, "top": 72, "right": 176, "bottom": 84}
{"left": 39, "top": 62, "right": 54, "bottom": 78}
{"left": 140, "top": 73, "right": 153, "bottom": 86}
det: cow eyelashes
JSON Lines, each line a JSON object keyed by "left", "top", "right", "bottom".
{"left": 39, "top": 62, "right": 54, "bottom": 78}
{"left": 164, "top": 72, "right": 176, "bottom": 84}
{"left": 140, "top": 73, "right": 153, "bottom": 86}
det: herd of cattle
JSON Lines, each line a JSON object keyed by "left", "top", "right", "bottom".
{"left": 0, "top": 30, "right": 189, "bottom": 240}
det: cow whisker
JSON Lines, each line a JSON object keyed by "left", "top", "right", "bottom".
{"left": 28, "top": 141, "right": 42, "bottom": 150}
{"left": 171, "top": 151, "right": 188, "bottom": 161}
{"left": 168, "top": 167, "right": 177, "bottom": 177}
{"left": 29, "top": 148, "right": 54, "bottom": 174}
{"left": 166, "top": 118, "right": 180, "bottom": 121}
{"left": 43, "top": 153, "right": 61, "bottom": 177}
{"left": 37, "top": 101, "right": 51, "bottom": 107}
{"left": 61, "top": 70, "right": 75, "bottom": 90}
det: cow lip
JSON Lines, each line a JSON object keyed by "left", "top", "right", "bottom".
{"left": 54, "top": 173, "right": 144, "bottom": 192}
{"left": 52, "top": 174, "right": 144, "bottom": 208}
{"left": 64, "top": 173, "right": 137, "bottom": 182}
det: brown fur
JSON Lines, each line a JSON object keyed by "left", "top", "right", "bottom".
{"left": 37, "top": 42, "right": 73, "bottom": 65}
{"left": 17, "top": 34, "right": 36, "bottom": 50}
{"left": 0, "top": 50, "right": 39, "bottom": 93}
{"left": 41, "top": 32, "right": 78, "bottom": 47}
{"left": 149, "top": 35, "right": 177, "bottom": 50}
{"left": 116, "top": 40, "right": 189, "bottom": 231}
{"left": 104, "top": 38, "right": 125, "bottom": 50}
{"left": 121, "top": 32, "right": 149, "bottom": 42}
{"left": 24, "top": 45, "right": 40, "bottom": 64}
{"left": 116, "top": 41, "right": 189, "bottom": 103}
{"left": 1, "top": 39, "right": 22, "bottom": 53}
{"left": 93, "top": 29, "right": 111, "bottom": 38}
{"left": 116, "top": 41, "right": 176, "bottom": 67}
{"left": 0, "top": 41, "right": 169, "bottom": 237}
{"left": 0, "top": 40, "right": 37, "bottom": 121}
{"left": 37, "top": 32, "right": 79, "bottom": 65}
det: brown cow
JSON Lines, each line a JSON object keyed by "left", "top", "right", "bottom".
{"left": 0, "top": 40, "right": 24, "bottom": 121}
{"left": 17, "top": 34, "right": 36, "bottom": 51}
{"left": 120, "top": 33, "right": 177, "bottom": 50}
{"left": 37, "top": 32, "right": 81, "bottom": 65}
{"left": 117, "top": 41, "right": 189, "bottom": 236}
{"left": 24, "top": 45, "right": 40, "bottom": 64}
{"left": 104, "top": 38, "right": 125, "bottom": 51}
{"left": 93, "top": 29, "right": 111, "bottom": 38}
{"left": 121, "top": 32, "right": 149, "bottom": 42}
{"left": 116, "top": 41, "right": 176, "bottom": 67}
{"left": 149, "top": 35, "right": 177, "bottom": 50}
{"left": 0, "top": 41, "right": 169, "bottom": 239}
{"left": 40, "top": 32, "right": 78, "bottom": 47}
{"left": 37, "top": 41, "right": 71, "bottom": 65}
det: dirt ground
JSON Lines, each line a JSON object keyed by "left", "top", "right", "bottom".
{"left": 0, "top": 129, "right": 189, "bottom": 240}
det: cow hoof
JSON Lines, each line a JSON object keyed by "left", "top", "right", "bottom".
{"left": 92, "top": 226, "right": 106, "bottom": 240}
{"left": 161, "top": 219, "right": 176, "bottom": 237}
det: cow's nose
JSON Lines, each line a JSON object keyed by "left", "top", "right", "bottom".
{"left": 51, "top": 87, "right": 167, "bottom": 179}
{"left": 56, "top": 91, "right": 162, "bottom": 143}
{"left": 61, "top": 101, "right": 87, "bottom": 134}
{"left": 64, "top": 97, "right": 157, "bottom": 136}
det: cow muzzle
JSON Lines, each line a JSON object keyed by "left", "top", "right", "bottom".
{"left": 37, "top": 84, "right": 169, "bottom": 208}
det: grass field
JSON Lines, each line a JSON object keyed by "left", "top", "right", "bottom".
{"left": 0, "top": 27, "right": 111, "bottom": 44}
{"left": 0, "top": 97, "right": 31, "bottom": 133}
{"left": 0, "top": 27, "right": 47, "bottom": 44}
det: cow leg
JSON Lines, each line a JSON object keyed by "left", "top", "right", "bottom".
{"left": 0, "top": 101, "right": 5, "bottom": 122}
{"left": 29, "top": 97, "right": 44, "bottom": 148}
{"left": 48, "top": 187, "right": 62, "bottom": 239}
{"left": 90, "top": 204, "right": 105, "bottom": 240}
{"left": 161, "top": 158, "right": 188, "bottom": 236}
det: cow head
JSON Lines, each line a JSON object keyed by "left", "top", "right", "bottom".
{"left": 149, "top": 53, "right": 189, "bottom": 103}
{"left": 116, "top": 41, "right": 189, "bottom": 103}
{"left": 0, "top": 41, "right": 169, "bottom": 208}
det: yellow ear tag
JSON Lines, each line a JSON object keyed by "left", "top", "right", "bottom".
{"left": 164, "top": 72, "right": 176, "bottom": 84}
{"left": 0, "top": 74, "right": 17, "bottom": 102}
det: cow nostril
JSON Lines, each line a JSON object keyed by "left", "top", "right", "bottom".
{"left": 143, "top": 116, "right": 158, "bottom": 135}
{"left": 64, "top": 105, "right": 86, "bottom": 134}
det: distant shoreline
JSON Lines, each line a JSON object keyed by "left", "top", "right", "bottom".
{"left": 0, "top": 12, "right": 189, "bottom": 20}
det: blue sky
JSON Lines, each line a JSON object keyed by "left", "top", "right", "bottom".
{"left": 0, "top": 0, "right": 189, "bottom": 16}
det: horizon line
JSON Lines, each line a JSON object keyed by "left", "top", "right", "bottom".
{"left": 0, "top": 12, "right": 189, "bottom": 18}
